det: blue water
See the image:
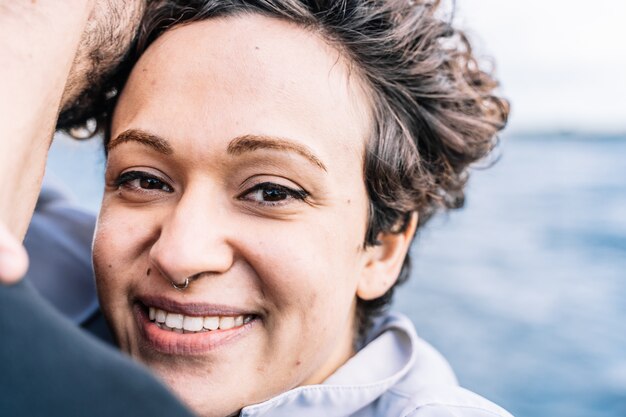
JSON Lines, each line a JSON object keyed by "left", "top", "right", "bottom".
{"left": 46, "top": 132, "right": 626, "bottom": 417}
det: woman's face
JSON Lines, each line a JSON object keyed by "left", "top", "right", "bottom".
{"left": 94, "top": 15, "right": 377, "bottom": 417}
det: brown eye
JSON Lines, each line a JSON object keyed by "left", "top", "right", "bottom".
{"left": 240, "top": 181, "right": 308, "bottom": 206}
{"left": 262, "top": 186, "right": 289, "bottom": 201}
{"left": 115, "top": 171, "right": 173, "bottom": 193}
{"left": 140, "top": 177, "right": 167, "bottom": 190}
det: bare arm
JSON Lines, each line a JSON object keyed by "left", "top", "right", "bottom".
{"left": 0, "top": 1, "right": 93, "bottom": 283}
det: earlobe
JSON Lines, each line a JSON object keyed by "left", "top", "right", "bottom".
{"left": 357, "top": 212, "right": 418, "bottom": 301}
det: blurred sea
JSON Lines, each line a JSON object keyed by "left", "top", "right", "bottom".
{"left": 46, "top": 132, "right": 626, "bottom": 417}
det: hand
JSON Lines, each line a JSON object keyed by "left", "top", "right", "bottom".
{"left": 0, "top": 222, "right": 28, "bottom": 284}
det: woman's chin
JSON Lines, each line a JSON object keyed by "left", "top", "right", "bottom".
{"left": 151, "top": 369, "right": 248, "bottom": 417}
{"left": 177, "top": 393, "right": 242, "bottom": 417}
{"left": 132, "top": 341, "right": 269, "bottom": 417}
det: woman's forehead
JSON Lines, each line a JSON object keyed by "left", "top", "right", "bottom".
{"left": 112, "top": 14, "right": 371, "bottom": 163}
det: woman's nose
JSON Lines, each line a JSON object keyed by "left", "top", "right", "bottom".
{"left": 148, "top": 189, "right": 235, "bottom": 286}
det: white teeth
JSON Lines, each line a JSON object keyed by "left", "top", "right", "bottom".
{"left": 165, "top": 313, "right": 184, "bottom": 329}
{"left": 155, "top": 309, "right": 167, "bottom": 323}
{"left": 203, "top": 316, "right": 219, "bottom": 331}
{"left": 183, "top": 316, "right": 204, "bottom": 332}
{"left": 219, "top": 316, "right": 235, "bottom": 330}
{"left": 149, "top": 307, "right": 251, "bottom": 333}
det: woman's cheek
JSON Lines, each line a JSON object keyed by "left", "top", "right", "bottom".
{"left": 93, "top": 208, "right": 144, "bottom": 298}
{"left": 93, "top": 210, "right": 144, "bottom": 350}
{"left": 93, "top": 221, "right": 123, "bottom": 302}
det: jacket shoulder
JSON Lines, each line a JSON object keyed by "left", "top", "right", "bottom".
{"left": 396, "top": 385, "right": 514, "bottom": 417}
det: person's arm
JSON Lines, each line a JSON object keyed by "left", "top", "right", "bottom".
{"left": 0, "top": 0, "right": 93, "bottom": 283}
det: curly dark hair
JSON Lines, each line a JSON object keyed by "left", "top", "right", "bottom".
{"left": 70, "top": 0, "right": 509, "bottom": 337}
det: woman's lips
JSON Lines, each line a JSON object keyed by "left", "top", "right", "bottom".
{"left": 134, "top": 298, "right": 259, "bottom": 355}
{"left": 138, "top": 294, "right": 257, "bottom": 317}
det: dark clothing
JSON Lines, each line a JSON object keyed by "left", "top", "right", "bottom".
{"left": 0, "top": 281, "right": 194, "bottom": 417}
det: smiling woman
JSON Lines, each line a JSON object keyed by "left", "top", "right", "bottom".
{"left": 91, "top": 1, "right": 509, "bottom": 417}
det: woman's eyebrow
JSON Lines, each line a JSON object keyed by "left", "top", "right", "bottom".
{"left": 107, "top": 129, "right": 174, "bottom": 155}
{"left": 227, "top": 134, "right": 327, "bottom": 172}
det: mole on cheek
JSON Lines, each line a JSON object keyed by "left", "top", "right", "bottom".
{"left": 147, "top": 268, "right": 151, "bottom": 276}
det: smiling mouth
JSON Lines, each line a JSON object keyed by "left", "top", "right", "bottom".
{"left": 148, "top": 306, "right": 255, "bottom": 334}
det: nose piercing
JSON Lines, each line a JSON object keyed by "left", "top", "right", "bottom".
{"left": 171, "top": 277, "right": 190, "bottom": 291}
{"left": 170, "top": 273, "right": 201, "bottom": 291}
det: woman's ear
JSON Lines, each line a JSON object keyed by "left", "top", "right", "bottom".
{"left": 357, "top": 212, "right": 418, "bottom": 300}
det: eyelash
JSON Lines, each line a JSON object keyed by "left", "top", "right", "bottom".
{"left": 114, "top": 171, "right": 173, "bottom": 193}
{"left": 114, "top": 172, "right": 308, "bottom": 206}
{"left": 238, "top": 182, "right": 309, "bottom": 206}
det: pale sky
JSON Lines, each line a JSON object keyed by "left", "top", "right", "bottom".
{"left": 454, "top": 0, "right": 626, "bottom": 133}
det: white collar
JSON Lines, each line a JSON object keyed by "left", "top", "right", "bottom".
{"left": 240, "top": 312, "right": 420, "bottom": 417}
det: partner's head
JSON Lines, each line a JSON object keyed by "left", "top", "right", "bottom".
{"left": 56, "top": 0, "right": 147, "bottom": 130}
{"left": 93, "top": 1, "right": 508, "bottom": 416}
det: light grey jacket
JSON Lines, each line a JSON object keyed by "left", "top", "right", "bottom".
{"left": 241, "top": 312, "right": 514, "bottom": 417}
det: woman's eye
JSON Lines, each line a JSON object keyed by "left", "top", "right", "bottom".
{"left": 114, "top": 171, "right": 173, "bottom": 193}
{"left": 240, "top": 182, "right": 307, "bottom": 206}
